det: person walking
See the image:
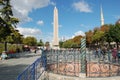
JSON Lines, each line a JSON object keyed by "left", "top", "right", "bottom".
{"left": 117, "top": 47, "right": 120, "bottom": 63}
{"left": 98, "top": 48, "right": 102, "bottom": 58}
{"left": 112, "top": 47, "right": 117, "bottom": 62}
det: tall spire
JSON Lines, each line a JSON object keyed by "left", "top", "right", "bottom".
{"left": 100, "top": 5, "right": 104, "bottom": 26}
{"left": 53, "top": 6, "right": 59, "bottom": 49}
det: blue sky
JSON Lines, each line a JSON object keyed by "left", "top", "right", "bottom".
{"left": 11, "top": 0, "right": 120, "bottom": 43}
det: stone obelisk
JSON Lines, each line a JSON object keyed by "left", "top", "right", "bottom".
{"left": 53, "top": 6, "right": 59, "bottom": 49}
{"left": 100, "top": 5, "right": 104, "bottom": 26}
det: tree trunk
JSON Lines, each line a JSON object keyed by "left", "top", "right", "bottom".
{"left": 116, "top": 42, "right": 119, "bottom": 49}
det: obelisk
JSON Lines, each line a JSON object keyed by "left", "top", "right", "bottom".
{"left": 100, "top": 5, "right": 104, "bottom": 26}
{"left": 53, "top": 6, "right": 59, "bottom": 49}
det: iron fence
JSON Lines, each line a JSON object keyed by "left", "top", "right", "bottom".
{"left": 86, "top": 49, "right": 120, "bottom": 77}
{"left": 46, "top": 49, "right": 81, "bottom": 76}
{"left": 17, "top": 55, "right": 47, "bottom": 80}
{"left": 17, "top": 49, "right": 120, "bottom": 80}
{"left": 46, "top": 49, "right": 120, "bottom": 77}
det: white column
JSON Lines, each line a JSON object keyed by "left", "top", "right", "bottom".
{"left": 53, "top": 7, "right": 59, "bottom": 49}
{"left": 100, "top": 5, "right": 104, "bottom": 26}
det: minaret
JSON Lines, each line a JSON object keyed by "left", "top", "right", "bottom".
{"left": 100, "top": 5, "right": 104, "bottom": 26}
{"left": 53, "top": 6, "right": 59, "bottom": 49}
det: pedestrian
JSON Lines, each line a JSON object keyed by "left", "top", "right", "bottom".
{"left": 93, "top": 49, "right": 97, "bottom": 58}
{"left": 117, "top": 47, "right": 120, "bottom": 63}
{"left": 101, "top": 47, "right": 107, "bottom": 61}
{"left": 107, "top": 48, "right": 111, "bottom": 62}
{"left": 112, "top": 47, "right": 117, "bottom": 62}
{"left": 1, "top": 51, "right": 8, "bottom": 60}
{"left": 97, "top": 48, "right": 102, "bottom": 58}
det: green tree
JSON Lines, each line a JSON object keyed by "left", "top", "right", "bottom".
{"left": 23, "top": 36, "right": 37, "bottom": 46}
{"left": 109, "top": 24, "right": 120, "bottom": 48}
{"left": 37, "top": 39, "right": 44, "bottom": 46}
{"left": 86, "top": 30, "right": 93, "bottom": 47}
{"left": 104, "top": 24, "right": 114, "bottom": 47}
{"left": 71, "top": 43, "right": 78, "bottom": 48}
{"left": 59, "top": 41, "right": 64, "bottom": 48}
{"left": 0, "top": 19, "right": 11, "bottom": 41}
{"left": 0, "top": 0, "right": 19, "bottom": 25}
{"left": 92, "top": 31, "right": 104, "bottom": 46}
{"left": 0, "top": 0, "right": 19, "bottom": 51}
{"left": 62, "top": 40, "right": 73, "bottom": 48}
{"left": 0, "top": 0, "right": 19, "bottom": 41}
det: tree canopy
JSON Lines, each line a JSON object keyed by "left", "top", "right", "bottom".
{"left": 23, "top": 36, "right": 37, "bottom": 46}
{"left": 0, "top": 0, "right": 19, "bottom": 42}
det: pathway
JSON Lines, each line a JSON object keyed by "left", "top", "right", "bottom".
{"left": 47, "top": 72, "right": 120, "bottom": 80}
{"left": 0, "top": 50, "right": 41, "bottom": 80}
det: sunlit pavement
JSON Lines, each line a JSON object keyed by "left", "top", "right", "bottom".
{"left": 45, "top": 72, "right": 120, "bottom": 80}
{"left": 0, "top": 51, "right": 41, "bottom": 80}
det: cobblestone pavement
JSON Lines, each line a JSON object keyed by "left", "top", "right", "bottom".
{"left": 0, "top": 51, "right": 41, "bottom": 80}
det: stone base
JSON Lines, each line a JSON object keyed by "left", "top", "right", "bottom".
{"left": 52, "top": 45, "right": 59, "bottom": 50}
{"left": 79, "top": 73, "right": 86, "bottom": 78}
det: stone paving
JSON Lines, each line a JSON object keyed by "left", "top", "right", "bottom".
{"left": 47, "top": 72, "right": 120, "bottom": 80}
{"left": 0, "top": 51, "right": 41, "bottom": 80}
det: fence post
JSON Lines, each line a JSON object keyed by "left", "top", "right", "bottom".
{"left": 33, "top": 63, "right": 35, "bottom": 80}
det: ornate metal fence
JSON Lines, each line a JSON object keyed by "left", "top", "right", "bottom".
{"left": 46, "top": 49, "right": 81, "bottom": 76}
{"left": 17, "top": 55, "right": 47, "bottom": 80}
{"left": 86, "top": 49, "right": 120, "bottom": 77}
{"left": 17, "top": 48, "right": 120, "bottom": 80}
{"left": 46, "top": 49, "right": 120, "bottom": 77}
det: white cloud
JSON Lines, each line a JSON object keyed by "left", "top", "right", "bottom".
{"left": 72, "top": 0, "right": 92, "bottom": 13}
{"left": 11, "top": 0, "right": 51, "bottom": 22}
{"left": 17, "top": 27, "right": 41, "bottom": 37}
{"left": 114, "top": 15, "right": 120, "bottom": 19}
{"left": 61, "top": 31, "right": 85, "bottom": 41}
{"left": 74, "top": 31, "right": 85, "bottom": 36}
{"left": 37, "top": 20, "right": 44, "bottom": 25}
{"left": 50, "top": 2, "right": 56, "bottom": 6}
{"left": 59, "top": 24, "right": 62, "bottom": 27}
{"left": 80, "top": 24, "right": 85, "bottom": 27}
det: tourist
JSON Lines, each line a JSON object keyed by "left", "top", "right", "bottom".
{"left": 107, "top": 48, "right": 111, "bottom": 62}
{"left": 117, "top": 47, "right": 120, "bottom": 63}
{"left": 98, "top": 48, "right": 102, "bottom": 58}
{"left": 93, "top": 48, "right": 97, "bottom": 58}
{"left": 101, "top": 47, "right": 107, "bottom": 61}
{"left": 112, "top": 47, "right": 117, "bottom": 62}
{"left": 1, "top": 51, "right": 8, "bottom": 60}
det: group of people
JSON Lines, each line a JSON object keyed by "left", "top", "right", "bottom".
{"left": 0, "top": 48, "right": 20, "bottom": 60}
{"left": 93, "top": 46, "right": 120, "bottom": 63}
{"left": 93, "top": 47, "right": 107, "bottom": 60}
